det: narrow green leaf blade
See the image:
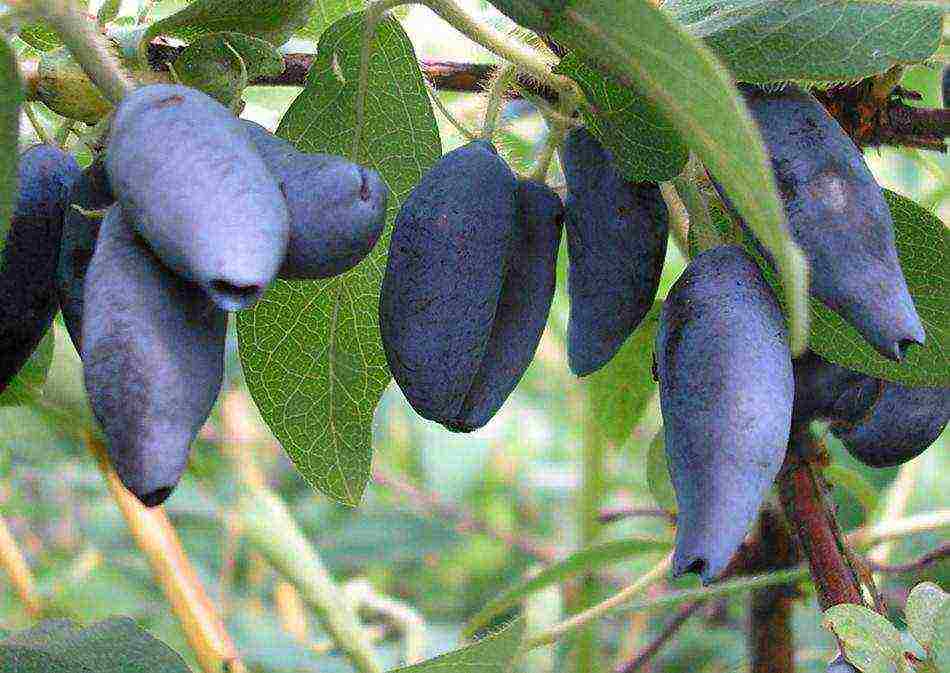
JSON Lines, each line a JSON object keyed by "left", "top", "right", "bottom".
{"left": 666, "top": 0, "right": 943, "bottom": 85}
{"left": 0, "top": 330, "right": 54, "bottom": 407}
{"left": 587, "top": 303, "right": 661, "bottom": 446}
{"left": 236, "top": 12, "right": 442, "bottom": 505}
{"left": 144, "top": 0, "right": 315, "bottom": 47}
{"left": 393, "top": 619, "right": 524, "bottom": 673}
{"left": 556, "top": 54, "right": 687, "bottom": 182}
{"left": 557, "top": 1, "right": 810, "bottom": 353}
{"left": 905, "top": 582, "right": 948, "bottom": 654}
{"left": 465, "top": 537, "right": 670, "bottom": 638}
{"left": 175, "top": 32, "right": 284, "bottom": 104}
{"left": 0, "top": 617, "right": 193, "bottom": 673}
{"left": 0, "top": 38, "right": 21, "bottom": 261}
{"left": 823, "top": 604, "right": 906, "bottom": 673}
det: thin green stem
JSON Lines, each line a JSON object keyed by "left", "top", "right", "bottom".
{"left": 481, "top": 64, "right": 514, "bottom": 141}
{"left": 54, "top": 118, "right": 76, "bottom": 147}
{"left": 660, "top": 182, "right": 690, "bottom": 258}
{"left": 29, "top": 0, "right": 134, "bottom": 105}
{"left": 420, "top": 0, "right": 567, "bottom": 93}
{"left": 24, "top": 103, "right": 54, "bottom": 144}
{"left": 527, "top": 83, "right": 578, "bottom": 183}
{"left": 426, "top": 85, "right": 476, "bottom": 140}
{"left": 673, "top": 155, "right": 721, "bottom": 255}
{"left": 520, "top": 508, "right": 950, "bottom": 653}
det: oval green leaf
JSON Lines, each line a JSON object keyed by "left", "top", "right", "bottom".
{"left": 144, "top": 0, "right": 315, "bottom": 48}
{"left": 175, "top": 32, "right": 284, "bottom": 105}
{"left": 236, "top": 11, "right": 442, "bottom": 505}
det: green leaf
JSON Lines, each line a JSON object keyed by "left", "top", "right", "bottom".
{"left": 464, "top": 537, "right": 670, "bottom": 638}
{"left": 0, "top": 38, "right": 21, "bottom": 261}
{"left": 706, "top": 191, "right": 950, "bottom": 386}
{"left": 823, "top": 604, "right": 906, "bottom": 673}
{"left": 97, "top": 0, "right": 122, "bottom": 25}
{"left": 295, "top": 0, "right": 362, "bottom": 42}
{"left": 905, "top": 582, "right": 948, "bottom": 655}
{"left": 0, "top": 330, "right": 54, "bottom": 407}
{"left": 556, "top": 53, "right": 687, "bottom": 182}
{"left": 174, "top": 32, "right": 283, "bottom": 105}
{"left": 646, "top": 429, "right": 677, "bottom": 515}
{"left": 236, "top": 12, "right": 441, "bottom": 505}
{"left": 17, "top": 23, "right": 63, "bottom": 52}
{"left": 665, "top": 0, "right": 943, "bottom": 85}
{"left": 144, "top": 0, "right": 315, "bottom": 47}
{"left": 823, "top": 463, "right": 879, "bottom": 518}
{"left": 932, "top": 599, "right": 950, "bottom": 673}
{"left": 555, "top": 1, "right": 809, "bottom": 354}
{"left": 393, "top": 619, "right": 524, "bottom": 673}
{"left": 0, "top": 617, "right": 193, "bottom": 673}
{"left": 587, "top": 302, "right": 661, "bottom": 446}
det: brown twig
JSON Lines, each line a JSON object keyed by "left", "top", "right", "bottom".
{"left": 136, "top": 43, "right": 949, "bottom": 151}
{"left": 749, "top": 508, "right": 797, "bottom": 673}
{"left": 88, "top": 433, "right": 246, "bottom": 673}
{"left": 865, "top": 543, "right": 950, "bottom": 574}
{"left": 371, "top": 468, "right": 560, "bottom": 563}
{"left": 778, "top": 429, "right": 867, "bottom": 611}
{"left": 0, "top": 514, "right": 43, "bottom": 618}
{"left": 614, "top": 601, "right": 703, "bottom": 673}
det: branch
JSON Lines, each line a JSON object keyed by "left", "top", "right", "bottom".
{"left": 371, "top": 468, "right": 561, "bottom": 563}
{"left": 614, "top": 601, "right": 703, "bottom": 673}
{"left": 87, "top": 434, "right": 246, "bottom": 673}
{"left": 777, "top": 429, "right": 867, "bottom": 611}
{"left": 0, "top": 514, "right": 43, "bottom": 618}
{"left": 866, "top": 543, "right": 950, "bottom": 574}
{"left": 749, "top": 508, "right": 797, "bottom": 673}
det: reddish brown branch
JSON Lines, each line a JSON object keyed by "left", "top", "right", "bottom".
{"left": 371, "top": 468, "right": 560, "bottom": 563}
{"left": 749, "top": 508, "right": 798, "bottom": 673}
{"left": 614, "top": 601, "right": 703, "bottom": 673}
{"left": 778, "top": 430, "right": 867, "bottom": 611}
{"left": 140, "top": 43, "right": 947, "bottom": 151}
{"left": 866, "top": 542, "right": 950, "bottom": 574}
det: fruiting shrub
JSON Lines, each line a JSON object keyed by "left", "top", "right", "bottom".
{"left": 82, "top": 205, "right": 227, "bottom": 506}
{"left": 656, "top": 245, "right": 794, "bottom": 583}
{"left": 561, "top": 128, "right": 669, "bottom": 377}
{"left": 0, "top": 144, "right": 79, "bottom": 391}
{"left": 106, "top": 84, "right": 289, "bottom": 311}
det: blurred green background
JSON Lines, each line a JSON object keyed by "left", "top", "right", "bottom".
{"left": 1, "top": 2, "right": 947, "bottom": 672}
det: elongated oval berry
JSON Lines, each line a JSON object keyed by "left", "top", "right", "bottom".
{"left": 380, "top": 140, "right": 518, "bottom": 425}
{"left": 242, "top": 121, "right": 389, "bottom": 279}
{"left": 56, "top": 160, "right": 113, "bottom": 353}
{"left": 656, "top": 245, "right": 794, "bottom": 583}
{"left": 82, "top": 205, "right": 227, "bottom": 507}
{"left": 106, "top": 84, "right": 289, "bottom": 310}
{"left": 740, "top": 85, "right": 924, "bottom": 361}
{"left": 827, "top": 654, "right": 860, "bottom": 673}
{"left": 448, "top": 179, "right": 564, "bottom": 431}
{"left": 792, "top": 352, "right": 949, "bottom": 467}
{"left": 0, "top": 145, "right": 79, "bottom": 392}
{"left": 561, "top": 128, "right": 669, "bottom": 377}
